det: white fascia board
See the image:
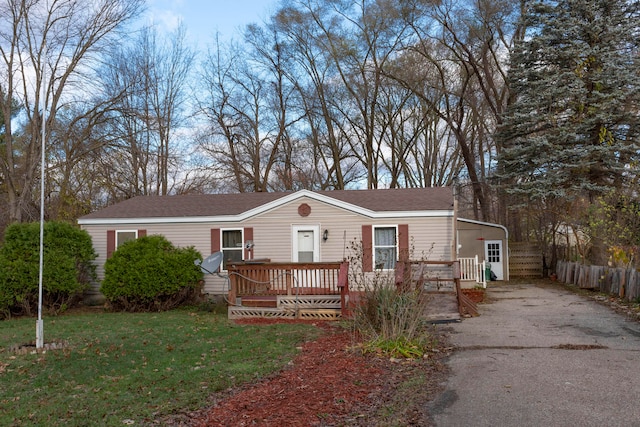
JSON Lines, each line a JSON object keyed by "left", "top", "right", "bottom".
{"left": 78, "top": 210, "right": 454, "bottom": 226}
{"left": 458, "top": 217, "right": 509, "bottom": 240}
{"left": 77, "top": 216, "right": 241, "bottom": 226}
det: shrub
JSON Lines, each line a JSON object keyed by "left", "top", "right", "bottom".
{"left": 587, "top": 191, "right": 640, "bottom": 267}
{"left": 101, "top": 235, "right": 204, "bottom": 311}
{"left": 0, "top": 221, "right": 97, "bottom": 318}
{"left": 354, "top": 283, "right": 431, "bottom": 358}
{"left": 347, "top": 238, "right": 432, "bottom": 359}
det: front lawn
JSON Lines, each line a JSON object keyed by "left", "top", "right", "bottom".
{"left": 0, "top": 309, "right": 320, "bottom": 425}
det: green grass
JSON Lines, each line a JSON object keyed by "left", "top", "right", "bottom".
{"left": 0, "top": 309, "right": 321, "bottom": 426}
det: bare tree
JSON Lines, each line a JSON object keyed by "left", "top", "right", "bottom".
{"left": 198, "top": 38, "right": 266, "bottom": 192}
{"left": 243, "top": 24, "right": 309, "bottom": 191}
{"left": 96, "top": 24, "right": 195, "bottom": 198}
{"left": 272, "top": 4, "right": 360, "bottom": 189}
{"left": 0, "top": 0, "right": 143, "bottom": 223}
{"left": 197, "top": 28, "right": 313, "bottom": 193}
{"left": 387, "top": 0, "right": 523, "bottom": 220}
{"left": 149, "top": 24, "right": 195, "bottom": 195}
{"left": 285, "top": 0, "right": 425, "bottom": 189}
{"left": 46, "top": 98, "right": 120, "bottom": 220}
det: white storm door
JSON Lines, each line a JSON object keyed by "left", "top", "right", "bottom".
{"left": 293, "top": 226, "right": 320, "bottom": 263}
{"left": 292, "top": 226, "right": 320, "bottom": 289}
{"left": 485, "top": 240, "right": 503, "bottom": 280}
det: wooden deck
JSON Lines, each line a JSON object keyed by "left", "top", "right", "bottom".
{"left": 227, "top": 261, "right": 349, "bottom": 320}
{"left": 226, "top": 260, "right": 477, "bottom": 321}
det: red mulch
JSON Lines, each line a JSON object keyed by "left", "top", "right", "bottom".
{"left": 161, "top": 319, "right": 450, "bottom": 427}
{"left": 461, "top": 288, "right": 485, "bottom": 303}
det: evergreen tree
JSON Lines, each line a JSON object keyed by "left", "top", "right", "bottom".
{"left": 497, "top": 0, "right": 640, "bottom": 202}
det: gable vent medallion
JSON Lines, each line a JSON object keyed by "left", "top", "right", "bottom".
{"left": 298, "top": 203, "right": 311, "bottom": 217}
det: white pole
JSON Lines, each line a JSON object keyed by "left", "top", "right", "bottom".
{"left": 36, "top": 43, "right": 46, "bottom": 349}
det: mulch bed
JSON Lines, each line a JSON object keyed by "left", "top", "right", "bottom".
{"left": 161, "top": 319, "right": 451, "bottom": 426}
{"left": 461, "top": 288, "right": 485, "bottom": 304}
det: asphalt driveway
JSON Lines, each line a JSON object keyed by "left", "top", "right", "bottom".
{"left": 430, "top": 282, "right": 640, "bottom": 427}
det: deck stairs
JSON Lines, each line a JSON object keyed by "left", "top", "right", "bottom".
{"left": 410, "top": 263, "right": 461, "bottom": 322}
{"left": 228, "top": 294, "right": 342, "bottom": 320}
{"left": 405, "top": 261, "right": 478, "bottom": 322}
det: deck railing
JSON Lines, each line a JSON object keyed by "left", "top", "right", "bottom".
{"left": 395, "top": 260, "right": 458, "bottom": 291}
{"left": 227, "top": 261, "right": 347, "bottom": 306}
{"left": 395, "top": 260, "right": 478, "bottom": 316}
{"left": 459, "top": 256, "right": 487, "bottom": 288}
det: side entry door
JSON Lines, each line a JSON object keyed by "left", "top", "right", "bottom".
{"left": 484, "top": 240, "right": 503, "bottom": 280}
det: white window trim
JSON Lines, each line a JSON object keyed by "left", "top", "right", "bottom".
{"left": 292, "top": 225, "right": 320, "bottom": 262}
{"left": 221, "top": 228, "right": 244, "bottom": 271}
{"left": 115, "top": 230, "right": 138, "bottom": 248}
{"left": 373, "top": 225, "right": 398, "bottom": 270}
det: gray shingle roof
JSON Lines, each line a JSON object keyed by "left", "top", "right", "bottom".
{"left": 78, "top": 187, "right": 453, "bottom": 220}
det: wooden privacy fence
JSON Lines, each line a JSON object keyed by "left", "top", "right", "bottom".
{"left": 509, "top": 242, "right": 543, "bottom": 278}
{"left": 556, "top": 260, "right": 640, "bottom": 301}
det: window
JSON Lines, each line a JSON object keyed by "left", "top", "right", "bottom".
{"left": 374, "top": 226, "right": 397, "bottom": 270}
{"left": 222, "top": 229, "right": 243, "bottom": 270}
{"left": 487, "top": 242, "right": 501, "bottom": 263}
{"left": 116, "top": 230, "right": 138, "bottom": 248}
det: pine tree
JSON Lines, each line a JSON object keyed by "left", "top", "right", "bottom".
{"left": 497, "top": 0, "right": 640, "bottom": 202}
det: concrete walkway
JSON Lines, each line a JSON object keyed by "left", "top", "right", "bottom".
{"left": 430, "top": 282, "right": 640, "bottom": 427}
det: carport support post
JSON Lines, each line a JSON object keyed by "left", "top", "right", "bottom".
{"left": 452, "top": 179, "right": 459, "bottom": 260}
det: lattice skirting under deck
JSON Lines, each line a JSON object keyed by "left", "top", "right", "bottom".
{"left": 228, "top": 306, "right": 342, "bottom": 320}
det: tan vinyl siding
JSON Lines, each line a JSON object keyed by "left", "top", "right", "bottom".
{"left": 457, "top": 221, "right": 507, "bottom": 261}
{"left": 82, "top": 223, "right": 225, "bottom": 294}
{"left": 245, "top": 198, "right": 452, "bottom": 264}
{"left": 81, "top": 195, "right": 453, "bottom": 296}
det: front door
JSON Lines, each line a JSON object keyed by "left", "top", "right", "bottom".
{"left": 292, "top": 226, "right": 320, "bottom": 263}
{"left": 485, "top": 240, "right": 504, "bottom": 280}
{"left": 292, "top": 226, "right": 320, "bottom": 288}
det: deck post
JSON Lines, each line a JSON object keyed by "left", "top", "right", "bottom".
{"left": 338, "top": 261, "right": 350, "bottom": 318}
{"left": 228, "top": 267, "right": 238, "bottom": 305}
{"left": 395, "top": 261, "right": 407, "bottom": 291}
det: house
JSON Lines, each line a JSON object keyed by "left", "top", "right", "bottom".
{"left": 77, "top": 188, "right": 508, "bottom": 305}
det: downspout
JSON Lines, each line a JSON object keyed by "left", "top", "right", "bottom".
{"left": 452, "top": 182, "right": 458, "bottom": 261}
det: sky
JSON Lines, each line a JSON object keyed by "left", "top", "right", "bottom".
{"left": 145, "top": 0, "right": 282, "bottom": 46}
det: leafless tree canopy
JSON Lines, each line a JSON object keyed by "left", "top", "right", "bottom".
{"left": 4, "top": 0, "right": 635, "bottom": 266}
{"left": 0, "top": 0, "right": 144, "bottom": 226}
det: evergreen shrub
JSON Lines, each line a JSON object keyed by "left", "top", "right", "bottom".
{"left": 101, "top": 235, "right": 203, "bottom": 311}
{"left": 0, "top": 221, "right": 97, "bottom": 318}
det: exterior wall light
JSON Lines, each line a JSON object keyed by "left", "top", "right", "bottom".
{"left": 323, "top": 229, "right": 329, "bottom": 241}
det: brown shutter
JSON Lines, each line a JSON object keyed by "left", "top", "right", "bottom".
{"left": 211, "top": 228, "right": 221, "bottom": 253}
{"left": 362, "top": 225, "right": 372, "bottom": 272}
{"left": 398, "top": 224, "right": 409, "bottom": 262}
{"left": 138, "top": 229, "right": 147, "bottom": 238}
{"left": 107, "top": 230, "right": 116, "bottom": 259}
{"left": 243, "top": 227, "right": 253, "bottom": 260}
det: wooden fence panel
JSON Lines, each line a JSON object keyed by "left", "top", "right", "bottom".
{"left": 509, "top": 242, "right": 543, "bottom": 278}
{"left": 556, "top": 261, "right": 640, "bottom": 301}
{"left": 628, "top": 269, "right": 639, "bottom": 301}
